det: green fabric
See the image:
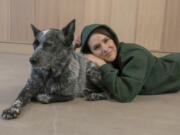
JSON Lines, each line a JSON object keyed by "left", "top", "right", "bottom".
{"left": 100, "top": 43, "right": 180, "bottom": 102}
{"left": 80, "top": 24, "right": 180, "bottom": 102}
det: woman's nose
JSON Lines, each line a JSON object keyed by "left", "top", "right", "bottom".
{"left": 102, "top": 44, "right": 108, "bottom": 52}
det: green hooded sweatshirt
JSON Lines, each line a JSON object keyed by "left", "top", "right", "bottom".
{"left": 80, "top": 24, "right": 180, "bottom": 102}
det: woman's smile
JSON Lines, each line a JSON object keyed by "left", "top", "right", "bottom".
{"left": 105, "top": 50, "right": 112, "bottom": 58}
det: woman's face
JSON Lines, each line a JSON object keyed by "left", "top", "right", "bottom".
{"left": 88, "top": 33, "right": 117, "bottom": 62}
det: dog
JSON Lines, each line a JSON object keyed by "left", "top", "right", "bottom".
{"left": 1, "top": 19, "right": 110, "bottom": 120}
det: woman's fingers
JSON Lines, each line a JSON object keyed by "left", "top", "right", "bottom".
{"left": 73, "top": 35, "right": 81, "bottom": 49}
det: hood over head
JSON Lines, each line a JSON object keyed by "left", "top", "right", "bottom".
{"left": 80, "top": 24, "right": 120, "bottom": 54}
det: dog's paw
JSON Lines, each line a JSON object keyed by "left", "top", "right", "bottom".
{"left": 37, "top": 94, "right": 51, "bottom": 104}
{"left": 86, "top": 93, "right": 107, "bottom": 101}
{"left": 1, "top": 107, "right": 21, "bottom": 120}
{"left": 83, "top": 88, "right": 93, "bottom": 96}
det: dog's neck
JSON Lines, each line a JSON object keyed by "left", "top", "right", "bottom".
{"left": 51, "top": 51, "right": 75, "bottom": 78}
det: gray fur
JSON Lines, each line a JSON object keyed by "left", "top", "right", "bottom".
{"left": 1, "top": 19, "right": 110, "bottom": 120}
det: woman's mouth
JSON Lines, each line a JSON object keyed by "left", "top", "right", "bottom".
{"left": 105, "top": 51, "right": 112, "bottom": 58}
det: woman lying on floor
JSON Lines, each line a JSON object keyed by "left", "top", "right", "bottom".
{"left": 73, "top": 24, "right": 180, "bottom": 102}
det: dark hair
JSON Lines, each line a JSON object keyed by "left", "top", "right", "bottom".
{"left": 83, "top": 27, "right": 113, "bottom": 53}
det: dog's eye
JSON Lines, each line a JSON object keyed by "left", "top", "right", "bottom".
{"left": 33, "top": 40, "right": 40, "bottom": 49}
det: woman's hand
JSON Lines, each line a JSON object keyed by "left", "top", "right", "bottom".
{"left": 73, "top": 35, "right": 81, "bottom": 50}
{"left": 84, "top": 54, "right": 106, "bottom": 67}
{"left": 73, "top": 35, "right": 106, "bottom": 66}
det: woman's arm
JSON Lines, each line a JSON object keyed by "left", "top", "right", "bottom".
{"left": 99, "top": 51, "right": 148, "bottom": 102}
{"left": 84, "top": 54, "right": 106, "bottom": 67}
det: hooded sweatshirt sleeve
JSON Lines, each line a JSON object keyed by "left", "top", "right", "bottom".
{"left": 99, "top": 51, "right": 148, "bottom": 102}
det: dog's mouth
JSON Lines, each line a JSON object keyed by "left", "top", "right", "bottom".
{"left": 31, "top": 63, "right": 51, "bottom": 70}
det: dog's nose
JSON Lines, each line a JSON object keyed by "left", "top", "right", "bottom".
{"left": 29, "top": 57, "right": 38, "bottom": 65}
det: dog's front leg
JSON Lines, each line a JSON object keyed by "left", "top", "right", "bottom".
{"left": 86, "top": 63, "right": 110, "bottom": 100}
{"left": 2, "top": 75, "right": 41, "bottom": 120}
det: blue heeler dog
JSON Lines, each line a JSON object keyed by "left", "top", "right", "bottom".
{"left": 1, "top": 19, "right": 110, "bottom": 120}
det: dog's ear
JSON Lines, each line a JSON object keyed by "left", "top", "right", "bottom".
{"left": 62, "top": 19, "right": 75, "bottom": 43}
{"left": 31, "top": 24, "right": 41, "bottom": 37}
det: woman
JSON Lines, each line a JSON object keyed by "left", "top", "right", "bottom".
{"left": 73, "top": 24, "right": 180, "bottom": 102}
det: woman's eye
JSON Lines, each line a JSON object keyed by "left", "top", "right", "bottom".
{"left": 104, "top": 38, "right": 109, "bottom": 43}
{"left": 94, "top": 45, "right": 100, "bottom": 50}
